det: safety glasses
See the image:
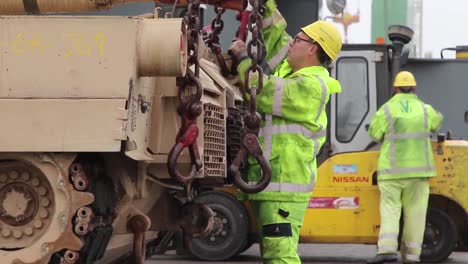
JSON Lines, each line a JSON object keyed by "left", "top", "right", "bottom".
{"left": 293, "top": 35, "right": 316, "bottom": 45}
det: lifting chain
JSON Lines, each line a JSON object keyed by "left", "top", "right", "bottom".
{"left": 167, "top": 0, "right": 217, "bottom": 244}
{"left": 205, "top": 6, "right": 232, "bottom": 77}
{"left": 228, "top": 0, "right": 271, "bottom": 193}
{"left": 168, "top": 0, "right": 203, "bottom": 184}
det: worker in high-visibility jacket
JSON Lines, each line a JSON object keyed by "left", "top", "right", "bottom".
{"left": 229, "top": 0, "right": 342, "bottom": 263}
{"left": 367, "top": 71, "right": 443, "bottom": 264}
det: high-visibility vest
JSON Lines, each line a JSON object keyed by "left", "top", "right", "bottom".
{"left": 369, "top": 93, "right": 443, "bottom": 180}
{"left": 237, "top": 0, "right": 341, "bottom": 202}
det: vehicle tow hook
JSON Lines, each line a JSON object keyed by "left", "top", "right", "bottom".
{"left": 129, "top": 214, "right": 150, "bottom": 264}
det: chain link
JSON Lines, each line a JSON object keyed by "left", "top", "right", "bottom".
{"left": 203, "top": 6, "right": 232, "bottom": 77}
{"left": 167, "top": 0, "right": 204, "bottom": 184}
{"left": 228, "top": 0, "right": 271, "bottom": 194}
{"left": 185, "top": 0, "right": 201, "bottom": 73}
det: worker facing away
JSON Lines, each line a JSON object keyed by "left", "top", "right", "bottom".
{"left": 229, "top": 0, "right": 342, "bottom": 263}
{"left": 367, "top": 71, "right": 443, "bottom": 264}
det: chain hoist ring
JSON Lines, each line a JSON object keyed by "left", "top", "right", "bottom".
{"left": 244, "top": 112, "right": 261, "bottom": 129}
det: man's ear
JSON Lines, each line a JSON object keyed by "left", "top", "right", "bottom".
{"left": 307, "top": 45, "right": 318, "bottom": 56}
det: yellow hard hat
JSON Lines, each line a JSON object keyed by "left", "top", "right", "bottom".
{"left": 301, "top": 21, "right": 342, "bottom": 61}
{"left": 393, "top": 71, "right": 417, "bottom": 87}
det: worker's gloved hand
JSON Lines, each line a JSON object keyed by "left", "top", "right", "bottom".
{"left": 228, "top": 39, "right": 248, "bottom": 62}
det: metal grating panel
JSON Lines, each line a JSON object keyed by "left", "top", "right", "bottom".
{"left": 203, "top": 104, "right": 226, "bottom": 177}
{"left": 226, "top": 106, "right": 243, "bottom": 165}
{"left": 226, "top": 103, "right": 247, "bottom": 183}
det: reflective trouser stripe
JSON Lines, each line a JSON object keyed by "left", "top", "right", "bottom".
{"left": 377, "top": 178, "right": 429, "bottom": 256}
{"left": 377, "top": 232, "right": 399, "bottom": 253}
{"left": 378, "top": 245, "right": 398, "bottom": 253}
{"left": 401, "top": 242, "right": 422, "bottom": 262}
{"left": 403, "top": 241, "right": 422, "bottom": 248}
{"left": 382, "top": 102, "right": 431, "bottom": 174}
{"left": 379, "top": 233, "right": 398, "bottom": 240}
{"left": 403, "top": 254, "right": 420, "bottom": 262}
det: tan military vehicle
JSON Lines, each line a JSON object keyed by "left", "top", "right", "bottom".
{"left": 0, "top": 0, "right": 262, "bottom": 263}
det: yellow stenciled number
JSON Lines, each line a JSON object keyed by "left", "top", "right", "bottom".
{"left": 30, "top": 34, "right": 52, "bottom": 52}
{"left": 13, "top": 33, "right": 52, "bottom": 54}
{"left": 62, "top": 32, "right": 105, "bottom": 58}
{"left": 13, "top": 33, "right": 28, "bottom": 53}
{"left": 62, "top": 33, "right": 91, "bottom": 58}
{"left": 94, "top": 33, "right": 106, "bottom": 59}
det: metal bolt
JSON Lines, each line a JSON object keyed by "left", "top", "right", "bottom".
{"left": 41, "top": 244, "right": 50, "bottom": 256}
{"left": 39, "top": 209, "right": 48, "bottom": 219}
{"left": 221, "top": 231, "right": 227, "bottom": 236}
{"left": 15, "top": 216, "right": 24, "bottom": 223}
{"left": 9, "top": 171, "right": 19, "bottom": 180}
{"left": 41, "top": 198, "right": 50, "bottom": 207}
{"left": 24, "top": 227, "right": 33, "bottom": 236}
{"left": 60, "top": 213, "right": 67, "bottom": 226}
{"left": 31, "top": 178, "right": 40, "bottom": 187}
{"left": 37, "top": 187, "right": 47, "bottom": 196}
{"left": 2, "top": 228, "right": 11, "bottom": 237}
{"left": 13, "top": 230, "right": 22, "bottom": 239}
{"left": 21, "top": 172, "right": 30, "bottom": 181}
{"left": 34, "top": 220, "right": 43, "bottom": 229}
{"left": 0, "top": 173, "right": 7, "bottom": 183}
{"left": 57, "top": 177, "right": 65, "bottom": 187}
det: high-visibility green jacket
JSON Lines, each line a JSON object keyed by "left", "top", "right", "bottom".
{"left": 369, "top": 93, "right": 443, "bottom": 180}
{"left": 237, "top": 0, "right": 341, "bottom": 202}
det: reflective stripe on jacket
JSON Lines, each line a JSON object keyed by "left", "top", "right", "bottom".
{"left": 369, "top": 93, "right": 443, "bottom": 180}
{"left": 237, "top": 0, "right": 341, "bottom": 202}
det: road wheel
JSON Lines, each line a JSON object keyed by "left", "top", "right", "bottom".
{"left": 189, "top": 191, "right": 248, "bottom": 261}
{"left": 420, "top": 207, "right": 457, "bottom": 263}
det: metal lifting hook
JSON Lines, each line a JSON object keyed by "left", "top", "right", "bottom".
{"left": 228, "top": 84, "right": 271, "bottom": 193}
{"left": 168, "top": 73, "right": 203, "bottom": 184}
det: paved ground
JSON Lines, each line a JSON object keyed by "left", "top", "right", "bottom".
{"left": 148, "top": 243, "right": 468, "bottom": 263}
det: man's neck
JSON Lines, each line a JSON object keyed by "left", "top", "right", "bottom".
{"left": 292, "top": 61, "right": 321, "bottom": 73}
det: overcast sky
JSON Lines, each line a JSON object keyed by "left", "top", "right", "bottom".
{"left": 321, "top": 0, "right": 468, "bottom": 58}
